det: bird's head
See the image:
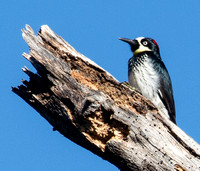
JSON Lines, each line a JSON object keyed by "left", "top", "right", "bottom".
{"left": 119, "top": 37, "right": 160, "bottom": 57}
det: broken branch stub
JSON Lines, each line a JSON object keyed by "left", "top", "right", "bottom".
{"left": 12, "top": 25, "right": 200, "bottom": 170}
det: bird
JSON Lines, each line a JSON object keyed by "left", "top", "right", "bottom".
{"left": 119, "top": 37, "right": 176, "bottom": 124}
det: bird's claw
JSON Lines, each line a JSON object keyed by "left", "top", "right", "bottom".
{"left": 121, "top": 81, "right": 141, "bottom": 94}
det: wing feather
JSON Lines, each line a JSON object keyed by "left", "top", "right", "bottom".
{"left": 157, "top": 64, "right": 176, "bottom": 124}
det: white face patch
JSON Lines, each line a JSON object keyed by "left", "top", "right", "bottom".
{"left": 134, "top": 37, "right": 151, "bottom": 55}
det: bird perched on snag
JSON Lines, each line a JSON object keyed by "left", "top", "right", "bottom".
{"left": 119, "top": 37, "right": 176, "bottom": 124}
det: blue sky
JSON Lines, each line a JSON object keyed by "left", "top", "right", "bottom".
{"left": 1, "top": 1, "right": 200, "bottom": 170}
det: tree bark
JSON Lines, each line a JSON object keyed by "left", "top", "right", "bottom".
{"left": 12, "top": 25, "right": 200, "bottom": 171}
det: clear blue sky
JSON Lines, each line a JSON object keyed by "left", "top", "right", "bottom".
{"left": 1, "top": 1, "right": 200, "bottom": 170}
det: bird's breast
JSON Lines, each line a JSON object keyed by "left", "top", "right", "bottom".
{"left": 129, "top": 56, "right": 160, "bottom": 100}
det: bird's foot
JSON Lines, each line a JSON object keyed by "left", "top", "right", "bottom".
{"left": 120, "top": 81, "right": 141, "bottom": 94}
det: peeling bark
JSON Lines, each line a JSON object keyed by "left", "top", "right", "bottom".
{"left": 12, "top": 25, "right": 200, "bottom": 170}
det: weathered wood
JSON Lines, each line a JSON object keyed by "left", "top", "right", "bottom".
{"left": 13, "top": 25, "right": 200, "bottom": 170}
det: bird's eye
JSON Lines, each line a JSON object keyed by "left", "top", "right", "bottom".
{"left": 142, "top": 41, "right": 148, "bottom": 46}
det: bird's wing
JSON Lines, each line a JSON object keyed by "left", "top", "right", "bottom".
{"left": 157, "top": 64, "right": 176, "bottom": 124}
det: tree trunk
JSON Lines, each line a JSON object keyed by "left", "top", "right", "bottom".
{"left": 12, "top": 25, "right": 200, "bottom": 171}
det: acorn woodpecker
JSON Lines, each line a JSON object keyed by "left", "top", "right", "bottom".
{"left": 119, "top": 37, "right": 176, "bottom": 124}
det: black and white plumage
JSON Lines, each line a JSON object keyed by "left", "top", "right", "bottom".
{"left": 119, "top": 37, "right": 176, "bottom": 124}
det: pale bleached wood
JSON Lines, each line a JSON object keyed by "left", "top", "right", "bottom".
{"left": 12, "top": 25, "right": 200, "bottom": 171}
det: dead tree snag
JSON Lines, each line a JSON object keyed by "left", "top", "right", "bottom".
{"left": 12, "top": 25, "right": 200, "bottom": 170}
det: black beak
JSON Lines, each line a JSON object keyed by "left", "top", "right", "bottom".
{"left": 118, "top": 38, "right": 139, "bottom": 52}
{"left": 118, "top": 38, "right": 134, "bottom": 44}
